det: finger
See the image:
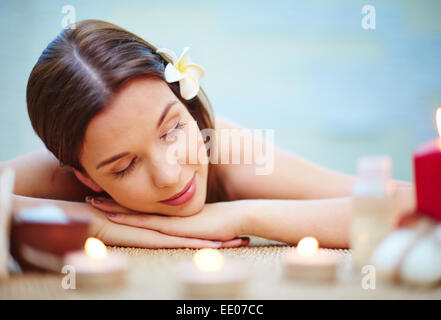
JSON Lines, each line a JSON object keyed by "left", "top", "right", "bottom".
{"left": 85, "top": 196, "right": 138, "bottom": 214}
{"left": 169, "top": 236, "right": 223, "bottom": 249}
{"left": 220, "top": 238, "right": 242, "bottom": 248}
{"left": 220, "top": 237, "right": 250, "bottom": 248}
{"left": 101, "top": 222, "right": 223, "bottom": 249}
{"left": 107, "top": 213, "right": 242, "bottom": 242}
{"left": 106, "top": 211, "right": 172, "bottom": 233}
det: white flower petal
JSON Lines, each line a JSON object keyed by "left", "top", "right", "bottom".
{"left": 181, "top": 63, "right": 205, "bottom": 81}
{"left": 163, "top": 63, "right": 185, "bottom": 83}
{"left": 156, "top": 48, "right": 178, "bottom": 65}
{"left": 179, "top": 76, "right": 199, "bottom": 100}
{"left": 178, "top": 47, "right": 191, "bottom": 66}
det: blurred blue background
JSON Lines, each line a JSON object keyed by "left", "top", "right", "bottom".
{"left": 1, "top": 0, "right": 440, "bottom": 181}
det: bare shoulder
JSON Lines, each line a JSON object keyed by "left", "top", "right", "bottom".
{"left": 212, "top": 116, "right": 263, "bottom": 200}
{"left": 212, "top": 116, "right": 249, "bottom": 161}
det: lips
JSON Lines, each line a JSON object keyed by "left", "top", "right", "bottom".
{"left": 159, "top": 173, "right": 197, "bottom": 206}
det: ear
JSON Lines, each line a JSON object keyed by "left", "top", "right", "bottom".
{"left": 72, "top": 168, "right": 104, "bottom": 193}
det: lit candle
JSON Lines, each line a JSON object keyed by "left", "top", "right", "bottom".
{"left": 177, "top": 248, "right": 248, "bottom": 299}
{"left": 283, "top": 237, "right": 341, "bottom": 282}
{"left": 63, "top": 237, "right": 128, "bottom": 289}
{"left": 413, "top": 108, "right": 441, "bottom": 222}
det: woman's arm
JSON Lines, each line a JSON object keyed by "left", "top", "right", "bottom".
{"left": 91, "top": 197, "right": 351, "bottom": 247}
{"left": 240, "top": 198, "right": 351, "bottom": 248}
{"left": 240, "top": 184, "right": 415, "bottom": 247}
{"left": 10, "top": 194, "right": 247, "bottom": 248}
{"left": 2, "top": 149, "right": 92, "bottom": 201}
{"left": 96, "top": 184, "right": 415, "bottom": 249}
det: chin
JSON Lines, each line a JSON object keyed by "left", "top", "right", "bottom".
{"left": 168, "top": 192, "right": 206, "bottom": 217}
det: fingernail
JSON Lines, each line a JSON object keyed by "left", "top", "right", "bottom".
{"left": 93, "top": 198, "right": 102, "bottom": 204}
{"left": 106, "top": 213, "right": 117, "bottom": 218}
{"left": 85, "top": 196, "right": 92, "bottom": 202}
{"left": 212, "top": 241, "right": 222, "bottom": 247}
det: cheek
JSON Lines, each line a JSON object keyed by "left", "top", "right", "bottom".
{"left": 99, "top": 176, "right": 151, "bottom": 206}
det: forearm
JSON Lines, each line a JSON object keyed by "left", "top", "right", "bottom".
{"left": 239, "top": 198, "right": 352, "bottom": 248}
{"left": 238, "top": 181, "right": 416, "bottom": 248}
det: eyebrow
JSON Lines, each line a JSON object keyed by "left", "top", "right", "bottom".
{"left": 157, "top": 101, "right": 177, "bottom": 129}
{"left": 95, "top": 100, "right": 177, "bottom": 170}
{"left": 96, "top": 152, "right": 130, "bottom": 170}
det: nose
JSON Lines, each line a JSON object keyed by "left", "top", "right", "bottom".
{"left": 150, "top": 150, "right": 182, "bottom": 189}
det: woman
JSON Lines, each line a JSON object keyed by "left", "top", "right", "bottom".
{"left": 4, "top": 19, "right": 415, "bottom": 249}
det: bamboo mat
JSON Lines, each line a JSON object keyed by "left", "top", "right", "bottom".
{"left": 1, "top": 237, "right": 440, "bottom": 300}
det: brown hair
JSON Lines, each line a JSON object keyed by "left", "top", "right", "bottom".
{"left": 26, "top": 19, "right": 228, "bottom": 203}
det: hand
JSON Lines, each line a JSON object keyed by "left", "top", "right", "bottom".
{"left": 87, "top": 196, "right": 248, "bottom": 242}
{"left": 85, "top": 196, "right": 249, "bottom": 247}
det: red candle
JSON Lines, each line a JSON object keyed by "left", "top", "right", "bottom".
{"left": 413, "top": 108, "right": 441, "bottom": 222}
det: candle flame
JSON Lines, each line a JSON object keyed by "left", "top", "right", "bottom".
{"left": 437, "top": 108, "right": 441, "bottom": 138}
{"left": 193, "top": 248, "right": 224, "bottom": 272}
{"left": 84, "top": 237, "right": 107, "bottom": 259}
{"left": 296, "top": 237, "right": 319, "bottom": 256}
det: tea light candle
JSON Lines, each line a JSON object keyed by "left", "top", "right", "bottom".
{"left": 283, "top": 237, "right": 341, "bottom": 282}
{"left": 63, "top": 237, "right": 128, "bottom": 289}
{"left": 177, "top": 248, "right": 248, "bottom": 299}
{"left": 413, "top": 107, "right": 441, "bottom": 222}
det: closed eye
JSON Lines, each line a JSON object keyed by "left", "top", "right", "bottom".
{"left": 112, "top": 157, "right": 138, "bottom": 179}
{"left": 161, "top": 121, "right": 186, "bottom": 142}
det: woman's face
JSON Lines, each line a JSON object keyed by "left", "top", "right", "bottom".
{"left": 78, "top": 77, "right": 209, "bottom": 216}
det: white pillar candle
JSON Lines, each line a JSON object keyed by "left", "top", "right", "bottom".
{"left": 63, "top": 237, "right": 128, "bottom": 289}
{"left": 177, "top": 248, "right": 248, "bottom": 299}
{"left": 283, "top": 237, "right": 341, "bottom": 282}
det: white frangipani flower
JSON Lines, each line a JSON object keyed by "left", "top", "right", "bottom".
{"left": 156, "top": 47, "right": 205, "bottom": 100}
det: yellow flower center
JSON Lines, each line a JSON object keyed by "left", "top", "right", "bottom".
{"left": 177, "top": 60, "right": 185, "bottom": 72}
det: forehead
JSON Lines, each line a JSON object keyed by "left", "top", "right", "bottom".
{"left": 103, "top": 76, "right": 173, "bottom": 122}
{"left": 81, "top": 77, "right": 178, "bottom": 161}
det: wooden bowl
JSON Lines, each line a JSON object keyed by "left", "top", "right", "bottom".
{"left": 10, "top": 207, "right": 91, "bottom": 272}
